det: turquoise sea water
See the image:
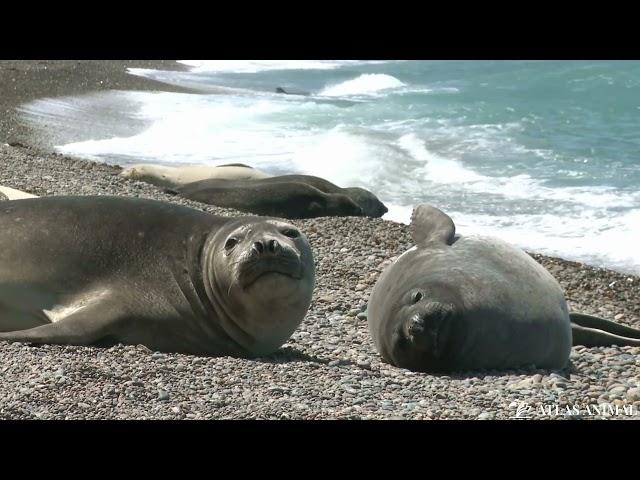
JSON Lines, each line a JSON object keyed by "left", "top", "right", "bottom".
{"left": 19, "top": 60, "right": 640, "bottom": 273}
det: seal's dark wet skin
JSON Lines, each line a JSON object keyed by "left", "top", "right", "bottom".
{"left": 169, "top": 174, "right": 387, "bottom": 219}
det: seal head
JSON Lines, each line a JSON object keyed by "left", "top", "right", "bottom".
{"left": 203, "top": 217, "right": 315, "bottom": 355}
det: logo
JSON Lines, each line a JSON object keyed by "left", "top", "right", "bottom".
{"left": 508, "top": 401, "right": 638, "bottom": 418}
{"left": 509, "top": 402, "right": 532, "bottom": 419}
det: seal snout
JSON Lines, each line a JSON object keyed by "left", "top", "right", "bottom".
{"left": 405, "top": 302, "right": 454, "bottom": 356}
{"left": 252, "top": 237, "right": 281, "bottom": 256}
{"left": 236, "top": 227, "right": 306, "bottom": 289}
{"left": 408, "top": 314, "right": 426, "bottom": 337}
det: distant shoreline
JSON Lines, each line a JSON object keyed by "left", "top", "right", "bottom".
{"left": 0, "top": 60, "right": 191, "bottom": 149}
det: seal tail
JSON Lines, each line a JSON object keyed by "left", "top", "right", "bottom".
{"left": 570, "top": 312, "right": 640, "bottom": 347}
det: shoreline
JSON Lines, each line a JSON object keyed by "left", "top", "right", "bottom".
{"left": 0, "top": 61, "right": 638, "bottom": 419}
{"left": 0, "top": 60, "right": 191, "bottom": 149}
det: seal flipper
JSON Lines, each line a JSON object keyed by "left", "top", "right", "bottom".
{"left": 0, "top": 296, "right": 126, "bottom": 347}
{"left": 0, "top": 285, "right": 58, "bottom": 330}
{"left": 572, "top": 324, "right": 640, "bottom": 347}
{"left": 570, "top": 312, "right": 640, "bottom": 339}
{"left": 410, "top": 204, "right": 456, "bottom": 246}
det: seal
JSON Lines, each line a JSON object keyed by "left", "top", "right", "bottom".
{"left": 0, "top": 186, "right": 38, "bottom": 200}
{"left": 171, "top": 174, "right": 388, "bottom": 218}
{"left": 168, "top": 179, "right": 364, "bottom": 219}
{"left": 275, "top": 87, "right": 310, "bottom": 96}
{"left": 0, "top": 196, "right": 315, "bottom": 357}
{"left": 367, "top": 204, "right": 640, "bottom": 373}
{"left": 120, "top": 163, "right": 272, "bottom": 188}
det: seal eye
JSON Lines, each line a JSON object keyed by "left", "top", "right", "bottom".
{"left": 281, "top": 228, "right": 300, "bottom": 239}
{"left": 411, "top": 291, "right": 424, "bottom": 304}
{"left": 225, "top": 237, "right": 239, "bottom": 251}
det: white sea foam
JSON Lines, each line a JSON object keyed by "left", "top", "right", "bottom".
{"left": 384, "top": 205, "right": 640, "bottom": 274}
{"left": 319, "top": 74, "right": 406, "bottom": 97}
{"left": 176, "top": 60, "right": 389, "bottom": 73}
{"left": 396, "top": 133, "right": 640, "bottom": 209}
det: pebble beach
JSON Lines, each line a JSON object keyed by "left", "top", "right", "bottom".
{"left": 0, "top": 61, "right": 639, "bottom": 420}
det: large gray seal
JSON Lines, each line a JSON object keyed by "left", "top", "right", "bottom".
{"left": 169, "top": 174, "right": 387, "bottom": 218}
{"left": 367, "top": 204, "right": 640, "bottom": 373}
{"left": 243, "top": 175, "right": 388, "bottom": 218}
{"left": 0, "top": 196, "right": 315, "bottom": 357}
{"left": 168, "top": 179, "right": 364, "bottom": 219}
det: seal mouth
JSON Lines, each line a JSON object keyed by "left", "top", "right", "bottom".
{"left": 406, "top": 312, "right": 442, "bottom": 357}
{"left": 238, "top": 255, "right": 302, "bottom": 289}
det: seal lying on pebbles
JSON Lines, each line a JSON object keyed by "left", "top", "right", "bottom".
{"left": 367, "top": 204, "right": 640, "bottom": 373}
{"left": 170, "top": 175, "right": 388, "bottom": 218}
{"left": 0, "top": 196, "right": 315, "bottom": 357}
{"left": 167, "top": 180, "right": 364, "bottom": 219}
{"left": 0, "top": 186, "right": 38, "bottom": 200}
{"left": 119, "top": 163, "right": 272, "bottom": 188}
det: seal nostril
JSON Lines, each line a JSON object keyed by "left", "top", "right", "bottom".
{"left": 253, "top": 241, "right": 264, "bottom": 254}
{"left": 408, "top": 316, "right": 425, "bottom": 336}
{"left": 268, "top": 239, "right": 280, "bottom": 253}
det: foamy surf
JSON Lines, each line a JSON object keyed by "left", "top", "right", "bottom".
{"left": 383, "top": 206, "right": 640, "bottom": 275}
{"left": 176, "top": 60, "right": 388, "bottom": 73}
{"left": 319, "top": 74, "right": 406, "bottom": 97}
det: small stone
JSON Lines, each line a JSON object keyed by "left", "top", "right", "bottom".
{"left": 158, "top": 390, "right": 170, "bottom": 401}
{"left": 478, "top": 412, "right": 493, "bottom": 420}
{"left": 627, "top": 388, "right": 640, "bottom": 402}
{"left": 356, "top": 359, "right": 371, "bottom": 369}
{"left": 171, "top": 407, "right": 180, "bottom": 414}
{"left": 356, "top": 312, "right": 367, "bottom": 320}
{"left": 318, "top": 295, "right": 336, "bottom": 303}
{"left": 609, "top": 385, "right": 627, "bottom": 395}
{"left": 614, "top": 313, "right": 624, "bottom": 320}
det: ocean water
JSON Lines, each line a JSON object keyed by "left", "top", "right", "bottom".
{"left": 18, "top": 60, "right": 640, "bottom": 274}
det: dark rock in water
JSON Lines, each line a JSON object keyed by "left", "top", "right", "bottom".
{"left": 275, "top": 87, "right": 310, "bottom": 96}
{"left": 216, "top": 163, "right": 254, "bottom": 169}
